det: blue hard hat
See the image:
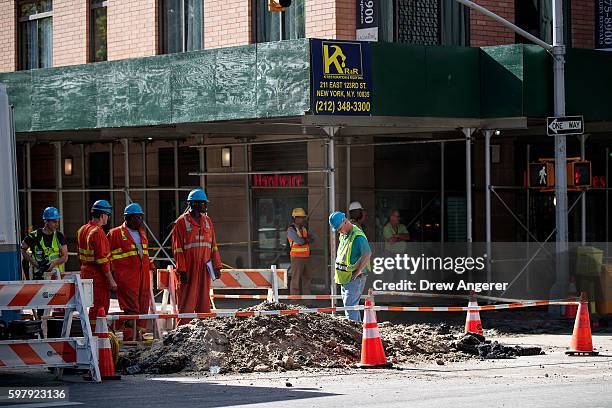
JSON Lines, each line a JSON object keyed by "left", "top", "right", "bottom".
{"left": 91, "top": 200, "right": 113, "bottom": 214}
{"left": 328, "top": 211, "right": 347, "bottom": 231}
{"left": 187, "top": 188, "right": 208, "bottom": 202}
{"left": 124, "top": 203, "right": 144, "bottom": 216}
{"left": 42, "top": 207, "right": 61, "bottom": 220}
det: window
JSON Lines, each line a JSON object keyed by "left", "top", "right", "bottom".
{"left": 18, "top": 0, "right": 53, "bottom": 70}
{"left": 90, "top": 1, "right": 107, "bottom": 62}
{"left": 515, "top": 0, "right": 571, "bottom": 46}
{"left": 161, "top": 0, "right": 204, "bottom": 54}
{"left": 379, "top": 0, "right": 469, "bottom": 46}
{"left": 254, "top": 0, "right": 305, "bottom": 42}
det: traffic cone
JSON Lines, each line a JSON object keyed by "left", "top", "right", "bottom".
{"left": 465, "top": 291, "right": 483, "bottom": 336}
{"left": 566, "top": 292, "right": 598, "bottom": 356}
{"left": 95, "top": 307, "right": 121, "bottom": 379}
{"left": 356, "top": 296, "right": 392, "bottom": 368}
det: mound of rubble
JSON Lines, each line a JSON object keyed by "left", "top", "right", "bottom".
{"left": 121, "top": 302, "right": 543, "bottom": 375}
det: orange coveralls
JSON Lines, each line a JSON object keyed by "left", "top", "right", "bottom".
{"left": 77, "top": 221, "right": 111, "bottom": 324}
{"left": 108, "top": 223, "right": 153, "bottom": 332}
{"left": 172, "top": 212, "right": 222, "bottom": 323}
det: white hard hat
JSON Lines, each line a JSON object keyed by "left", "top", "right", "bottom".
{"left": 348, "top": 201, "right": 364, "bottom": 211}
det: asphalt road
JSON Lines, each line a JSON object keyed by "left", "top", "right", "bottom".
{"left": 1, "top": 334, "right": 611, "bottom": 408}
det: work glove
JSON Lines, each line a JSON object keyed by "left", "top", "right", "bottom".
{"left": 179, "top": 271, "right": 188, "bottom": 284}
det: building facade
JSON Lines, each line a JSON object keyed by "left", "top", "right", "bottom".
{"left": 0, "top": 0, "right": 610, "bottom": 293}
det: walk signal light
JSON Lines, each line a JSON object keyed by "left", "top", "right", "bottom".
{"left": 567, "top": 161, "right": 592, "bottom": 188}
{"left": 268, "top": 0, "right": 291, "bottom": 12}
{"left": 529, "top": 162, "right": 554, "bottom": 188}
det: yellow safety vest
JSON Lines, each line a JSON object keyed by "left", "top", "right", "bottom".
{"left": 335, "top": 225, "right": 368, "bottom": 285}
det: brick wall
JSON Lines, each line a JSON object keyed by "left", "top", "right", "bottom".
{"left": 571, "top": 0, "right": 594, "bottom": 48}
{"left": 53, "top": 0, "right": 88, "bottom": 66}
{"left": 107, "top": 0, "right": 158, "bottom": 61}
{"left": 305, "top": 0, "right": 355, "bottom": 40}
{"left": 470, "top": 0, "right": 515, "bottom": 47}
{"left": 204, "top": 0, "right": 251, "bottom": 48}
{"left": 0, "top": 1, "right": 16, "bottom": 72}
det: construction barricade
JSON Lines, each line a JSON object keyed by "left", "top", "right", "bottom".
{"left": 0, "top": 275, "right": 101, "bottom": 382}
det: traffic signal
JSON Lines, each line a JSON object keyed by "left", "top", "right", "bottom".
{"left": 567, "top": 161, "right": 592, "bottom": 188}
{"left": 268, "top": 0, "right": 291, "bottom": 12}
{"left": 528, "top": 162, "right": 554, "bottom": 188}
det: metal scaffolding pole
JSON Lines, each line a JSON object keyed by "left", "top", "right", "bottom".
{"left": 346, "top": 137, "right": 351, "bottom": 213}
{"left": 607, "top": 147, "right": 610, "bottom": 245}
{"left": 526, "top": 144, "right": 531, "bottom": 292}
{"left": 174, "top": 141, "right": 179, "bottom": 218}
{"left": 325, "top": 127, "right": 339, "bottom": 306}
{"left": 54, "top": 142, "right": 64, "bottom": 232}
{"left": 109, "top": 141, "right": 115, "bottom": 218}
{"left": 244, "top": 140, "right": 252, "bottom": 268}
{"left": 440, "top": 141, "right": 445, "bottom": 243}
{"left": 580, "top": 135, "right": 587, "bottom": 244}
{"left": 197, "top": 135, "right": 206, "bottom": 189}
{"left": 123, "top": 139, "right": 130, "bottom": 204}
{"left": 80, "top": 144, "right": 86, "bottom": 224}
{"left": 462, "top": 128, "right": 474, "bottom": 243}
{"left": 189, "top": 169, "right": 330, "bottom": 176}
{"left": 142, "top": 141, "right": 148, "bottom": 216}
{"left": 26, "top": 142, "right": 32, "bottom": 232}
{"left": 484, "top": 130, "right": 492, "bottom": 281}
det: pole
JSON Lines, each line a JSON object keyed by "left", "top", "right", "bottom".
{"left": 462, "top": 128, "right": 474, "bottom": 243}
{"left": 484, "top": 130, "right": 492, "bottom": 283}
{"left": 552, "top": 0, "right": 569, "bottom": 300}
{"left": 526, "top": 144, "right": 531, "bottom": 292}
{"left": 80, "top": 144, "right": 86, "bottom": 224}
{"left": 244, "top": 140, "right": 252, "bottom": 268}
{"left": 346, "top": 137, "right": 351, "bottom": 213}
{"left": 142, "top": 141, "right": 148, "bottom": 215}
{"left": 26, "top": 142, "right": 32, "bottom": 232}
{"left": 440, "top": 141, "right": 445, "bottom": 243}
{"left": 174, "top": 140, "right": 179, "bottom": 218}
{"left": 123, "top": 139, "right": 130, "bottom": 204}
{"left": 606, "top": 147, "right": 609, "bottom": 245}
{"left": 54, "top": 142, "right": 64, "bottom": 232}
{"left": 580, "top": 135, "right": 586, "bottom": 245}
{"left": 325, "top": 127, "right": 338, "bottom": 307}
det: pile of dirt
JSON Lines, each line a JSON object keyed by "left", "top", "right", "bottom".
{"left": 121, "top": 302, "right": 543, "bottom": 375}
{"left": 454, "top": 332, "right": 543, "bottom": 359}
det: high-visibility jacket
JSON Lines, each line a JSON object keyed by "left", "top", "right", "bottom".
{"left": 172, "top": 212, "right": 222, "bottom": 274}
{"left": 76, "top": 221, "right": 110, "bottom": 274}
{"left": 25, "top": 229, "right": 64, "bottom": 273}
{"left": 335, "top": 225, "right": 369, "bottom": 285}
{"left": 108, "top": 223, "right": 153, "bottom": 270}
{"left": 287, "top": 224, "right": 310, "bottom": 258}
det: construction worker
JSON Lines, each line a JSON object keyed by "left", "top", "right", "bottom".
{"left": 329, "top": 211, "right": 371, "bottom": 322}
{"left": 287, "top": 208, "right": 315, "bottom": 295}
{"left": 383, "top": 209, "right": 410, "bottom": 254}
{"left": 348, "top": 201, "right": 368, "bottom": 232}
{"left": 108, "top": 203, "right": 154, "bottom": 338}
{"left": 172, "top": 188, "right": 222, "bottom": 324}
{"left": 21, "top": 207, "right": 68, "bottom": 280}
{"left": 77, "top": 200, "right": 116, "bottom": 326}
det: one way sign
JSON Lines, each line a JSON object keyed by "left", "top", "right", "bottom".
{"left": 547, "top": 115, "right": 584, "bottom": 136}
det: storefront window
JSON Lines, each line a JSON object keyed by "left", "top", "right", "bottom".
{"left": 254, "top": 0, "right": 305, "bottom": 42}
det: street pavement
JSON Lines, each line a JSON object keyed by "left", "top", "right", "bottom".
{"left": 1, "top": 334, "right": 611, "bottom": 408}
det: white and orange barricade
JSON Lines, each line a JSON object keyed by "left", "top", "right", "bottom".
{"left": 0, "top": 275, "right": 101, "bottom": 382}
{"left": 211, "top": 265, "right": 288, "bottom": 303}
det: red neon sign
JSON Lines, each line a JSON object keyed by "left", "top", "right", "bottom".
{"left": 253, "top": 174, "right": 304, "bottom": 188}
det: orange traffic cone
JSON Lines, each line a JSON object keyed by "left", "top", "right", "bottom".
{"left": 566, "top": 292, "right": 598, "bottom": 356}
{"left": 356, "top": 296, "right": 392, "bottom": 368}
{"left": 465, "top": 291, "right": 483, "bottom": 336}
{"left": 95, "top": 307, "right": 121, "bottom": 379}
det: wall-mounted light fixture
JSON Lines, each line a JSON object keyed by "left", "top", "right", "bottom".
{"left": 64, "top": 157, "right": 73, "bottom": 176}
{"left": 221, "top": 147, "right": 232, "bottom": 167}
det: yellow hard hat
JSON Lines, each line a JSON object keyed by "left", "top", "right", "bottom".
{"left": 292, "top": 208, "right": 307, "bottom": 217}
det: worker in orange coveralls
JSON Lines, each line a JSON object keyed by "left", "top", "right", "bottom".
{"left": 107, "top": 203, "right": 154, "bottom": 339}
{"left": 77, "top": 200, "right": 117, "bottom": 327}
{"left": 172, "top": 188, "right": 222, "bottom": 324}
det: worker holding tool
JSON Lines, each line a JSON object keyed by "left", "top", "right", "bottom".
{"left": 21, "top": 207, "right": 68, "bottom": 280}
{"left": 329, "top": 211, "right": 371, "bottom": 322}
{"left": 287, "top": 207, "right": 315, "bottom": 295}
{"left": 108, "top": 203, "right": 154, "bottom": 338}
{"left": 172, "top": 188, "right": 222, "bottom": 324}
{"left": 77, "top": 200, "right": 116, "bottom": 327}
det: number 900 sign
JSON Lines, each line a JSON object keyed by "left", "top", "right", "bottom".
{"left": 363, "top": 0, "right": 375, "bottom": 24}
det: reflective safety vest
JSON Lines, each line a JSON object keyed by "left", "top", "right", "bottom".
{"left": 287, "top": 224, "right": 310, "bottom": 258}
{"left": 76, "top": 221, "right": 111, "bottom": 272}
{"left": 108, "top": 224, "right": 149, "bottom": 262}
{"left": 28, "top": 229, "right": 64, "bottom": 273}
{"left": 335, "top": 225, "right": 368, "bottom": 285}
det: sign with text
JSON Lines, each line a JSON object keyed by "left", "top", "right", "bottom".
{"left": 356, "top": 0, "right": 378, "bottom": 41}
{"left": 546, "top": 115, "right": 584, "bottom": 136}
{"left": 252, "top": 174, "right": 305, "bottom": 188}
{"left": 311, "top": 39, "right": 372, "bottom": 116}
{"left": 596, "top": 0, "right": 612, "bottom": 50}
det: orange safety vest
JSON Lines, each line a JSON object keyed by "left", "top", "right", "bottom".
{"left": 287, "top": 224, "right": 310, "bottom": 258}
{"left": 76, "top": 221, "right": 111, "bottom": 273}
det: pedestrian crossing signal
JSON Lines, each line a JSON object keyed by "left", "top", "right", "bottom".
{"left": 529, "top": 162, "right": 554, "bottom": 188}
{"left": 268, "top": 0, "right": 291, "bottom": 12}
{"left": 567, "top": 161, "right": 592, "bottom": 188}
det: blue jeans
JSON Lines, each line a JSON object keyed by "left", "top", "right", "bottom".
{"left": 341, "top": 274, "right": 367, "bottom": 322}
